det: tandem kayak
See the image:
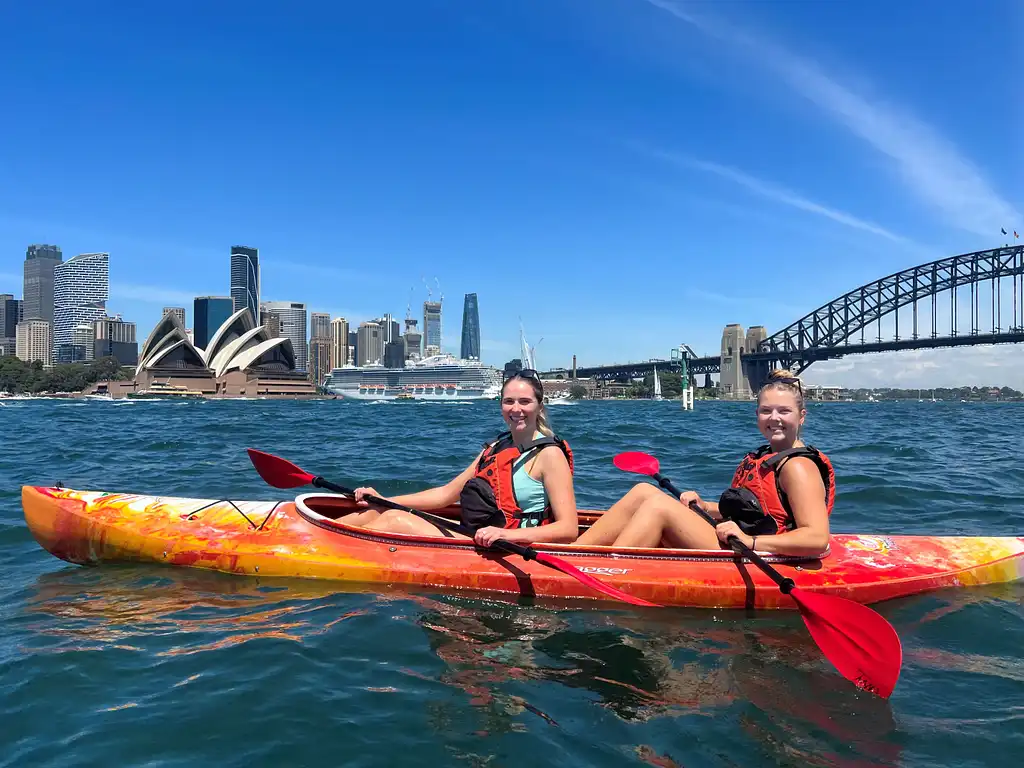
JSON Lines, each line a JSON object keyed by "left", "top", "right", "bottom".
{"left": 22, "top": 485, "right": 1024, "bottom": 609}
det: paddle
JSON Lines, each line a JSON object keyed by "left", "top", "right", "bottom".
{"left": 246, "top": 448, "right": 659, "bottom": 608}
{"left": 613, "top": 451, "right": 902, "bottom": 698}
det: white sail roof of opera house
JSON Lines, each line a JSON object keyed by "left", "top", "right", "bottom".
{"left": 136, "top": 312, "right": 200, "bottom": 374}
{"left": 137, "top": 307, "right": 296, "bottom": 376}
{"left": 203, "top": 307, "right": 256, "bottom": 365}
{"left": 223, "top": 336, "right": 296, "bottom": 375}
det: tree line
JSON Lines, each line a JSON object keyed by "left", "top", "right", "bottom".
{"left": 0, "top": 356, "right": 130, "bottom": 394}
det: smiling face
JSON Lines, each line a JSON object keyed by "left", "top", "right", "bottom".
{"left": 501, "top": 378, "right": 542, "bottom": 440}
{"left": 756, "top": 386, "right": 805, "bottom": 450}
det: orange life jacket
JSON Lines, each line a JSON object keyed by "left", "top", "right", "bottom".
{"left": 729, "top": 444, "right": 835, "bottom": 532}
{"left": 458, "top": 432, "right": 574, "bottom": 530}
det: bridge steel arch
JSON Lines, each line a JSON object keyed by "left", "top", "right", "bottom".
{"left": 748, "top": 245, "right": 1024, "bottom": 376}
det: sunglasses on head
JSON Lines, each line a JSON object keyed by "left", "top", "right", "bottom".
{"left": 774, "top": 376, "right": 803, "bottom": 394}
{"left": 504, "top": 368, "right": 539, "bottom": 382}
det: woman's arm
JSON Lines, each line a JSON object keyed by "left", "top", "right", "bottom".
{"left": 738, "top": 457, "right": 830, "bottom": 555}
{"left": 357, "top": 449, "right": 485, "bottom": 511}
{"left": 497, "top": 447, "right": 578, "bottom": 544}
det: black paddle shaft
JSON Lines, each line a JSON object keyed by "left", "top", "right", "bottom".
{"left": 309, "top": 476, "right": 538, "bottom": 561}
{"left": 652, "top": 473, "right": 796, "bottom": 595}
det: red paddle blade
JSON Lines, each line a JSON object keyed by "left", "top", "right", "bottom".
{"left": 612, "top": 451, "right": 660, "bottom": 477}
{"left": 533, "top": 552, "right": 660, "bottom": 607}
{"left": 791, "top": 588, "right": 902, "bottom": 698}
{"left": 247, "top": 448, "right": 316, "bottom": 489}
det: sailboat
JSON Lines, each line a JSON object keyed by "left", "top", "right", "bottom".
{"left": 652, "top": 365, "right": 663, "bottom": 401}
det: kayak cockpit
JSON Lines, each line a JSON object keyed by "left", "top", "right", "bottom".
{"left": 294, "top": 492, "right": 828, "bottom": 565}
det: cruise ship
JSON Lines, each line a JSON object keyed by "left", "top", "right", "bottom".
{"left": 323, "top": 354, "right": 502, "bottom": 401}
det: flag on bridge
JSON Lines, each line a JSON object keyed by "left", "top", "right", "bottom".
{"left": 1002, "top": 228, "right": 1008, "bottom": 235}
{"left": 1016, "top": 230, "right": 1020, "bottom": 239}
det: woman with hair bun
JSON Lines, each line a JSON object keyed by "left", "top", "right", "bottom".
{"left": 340, "top": 370, "right": 579, "bottom": 548}
{"left": 577, "top": 369, "right": 835, "bottom": 556}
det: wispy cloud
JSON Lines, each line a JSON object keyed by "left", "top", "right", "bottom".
{"left": 110, "top": 283, "right": 207, "bottom": 306}
{"left": 640, "top": 145, "right": 914, "bottom": 244}
{"left": 641, "top": 0, "right": 1022, "bottom": 237}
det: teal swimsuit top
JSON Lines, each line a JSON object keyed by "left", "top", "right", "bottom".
{"left": 511, "top": 437, "right": 549, "bottom": 527}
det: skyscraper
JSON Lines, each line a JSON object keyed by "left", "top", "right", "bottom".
{"left": 23, "top": 244, "right": 63, "bottom": 321}
{"left": 403, "top": 317, "right": 422, "bottom": 361}
{"left": 460, "top": 293, "right": 480, "bottom": 360}
{"left": 230, "top": 246, "right": 259, "bottom": 322}
{"left": 329, "top": 317, "right": 349, "bottom": 370}
{"left": 193, "top": 296, "right": 234, "bottom": 350}
{"left": 53, "top": 253, "right": 109, "bottom": 358}
{"left": 261, "top": 301, "right": 308, "bottom": 371}
{"left": 423, "top": 300, "right": 442, "bottom": 357}
{"left": 356, "top": 321, "right": 383, "bottom": 366}
{"left": 310, "top": 312, "right": 331, "bottom": 340}
{"left": 308, "top": 312, "right": 332, "bottom": 385}
{"left": 1, "top": 294, "right": 22, "bottom": 339}
{"left": 16, "top": 319, "right": 52, "bottom": 367}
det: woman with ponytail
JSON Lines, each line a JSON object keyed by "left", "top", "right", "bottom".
{"left": 578, "top": 370, "right": 835, "bottom": 556}
{"left": 340, "top": 370, "right": 578, "bottom": 548}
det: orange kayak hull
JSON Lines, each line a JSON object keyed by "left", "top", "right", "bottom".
{"left": 22, "top": 486, "right": 1024, "bottom": 609}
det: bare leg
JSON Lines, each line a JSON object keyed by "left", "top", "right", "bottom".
{"left": 336, "top": 509, "right": 385, "bottom": 526}
{"left": 575, "top": 483, "right": 663, "bottom": 545}
{"left": 365, "top": 509, "right": 471, "bottom": 538}
{"left": 613, "top": 497, "right": 721, "bottom": 549}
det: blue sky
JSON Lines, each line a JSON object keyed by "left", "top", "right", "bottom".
{"left": 1, "top": 0, "right": 1021, "bottom": 385}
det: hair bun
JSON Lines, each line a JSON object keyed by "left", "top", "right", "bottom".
{"left": 769, "top": 368, "right": 798, "bottom": 381}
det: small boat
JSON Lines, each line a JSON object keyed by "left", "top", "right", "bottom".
{"left": 652, "top": 365, "right": 663, "bottom": 401}
{"left": 21, "top": 486, "right": 1024, "bottom": 608}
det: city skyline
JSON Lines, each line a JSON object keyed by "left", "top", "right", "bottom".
{"left": 0, "top": 1, "right": 1021, "bottom": 387}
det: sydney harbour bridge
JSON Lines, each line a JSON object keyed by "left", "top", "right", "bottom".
{"left": 544, "top": 245, "right": 1024, "bottom": 391}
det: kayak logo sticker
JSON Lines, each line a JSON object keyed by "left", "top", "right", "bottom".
{"left": 843, "top": 536, "right": 901, "bottom": 569}
{"left": 577, "top": 566, "right": 631, "bottom": 576}
{"left": 846, "top": 536, "right": 898, "bottom": 562}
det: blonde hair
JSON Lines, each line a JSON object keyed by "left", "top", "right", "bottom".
{"left": 758, "top": 368, "right": 805, "bottom": 411}
{"left": 502, "top": 373, "right": 554, "bottom": 437}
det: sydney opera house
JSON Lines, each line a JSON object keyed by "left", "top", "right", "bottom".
{"left": 89, "top": 308, "right": 318, "bottom": 398}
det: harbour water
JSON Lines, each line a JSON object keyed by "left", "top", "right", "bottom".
{"left": 1, "top": 398, "right": 1021, "bottom": 767}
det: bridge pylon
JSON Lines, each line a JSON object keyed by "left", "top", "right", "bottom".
{"left": 719, "top": 324, "right": 773, "bottom": 398}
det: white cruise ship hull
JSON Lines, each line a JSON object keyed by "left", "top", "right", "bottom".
{"left": 334, "top": 385, "right": 498, "bottom": 401}
{"left": 322, "top": 354, "right": 503, "bottom": 402}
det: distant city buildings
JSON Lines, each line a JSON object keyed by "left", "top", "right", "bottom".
{"left": 94, "top": 315, "right": 138, "bottom": 366}
{"left": 461, "top": 293, "right": 480, "bottom": 360}
{"left": 423, "top": 300, "right": 442, "bottom": 357}
{"left": 4, "top": 237, "right": 490, "bottom": 381}
{"left": 193, "top": 296, "right": 234, "bottom": 350}
{"left": 261, "top": 301, "right": 308, "bottom": 372}
{"left": 230, "top": 246, "right": 260, "bottom": 322}
{"left": 22, "top": 244, "right": 62, "bottom": 322}
{"left": 53, "top": 252, "right": 109, "bottom": 363}
{"left": 374, "top": 313, "right": 400, "bottom": 344}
